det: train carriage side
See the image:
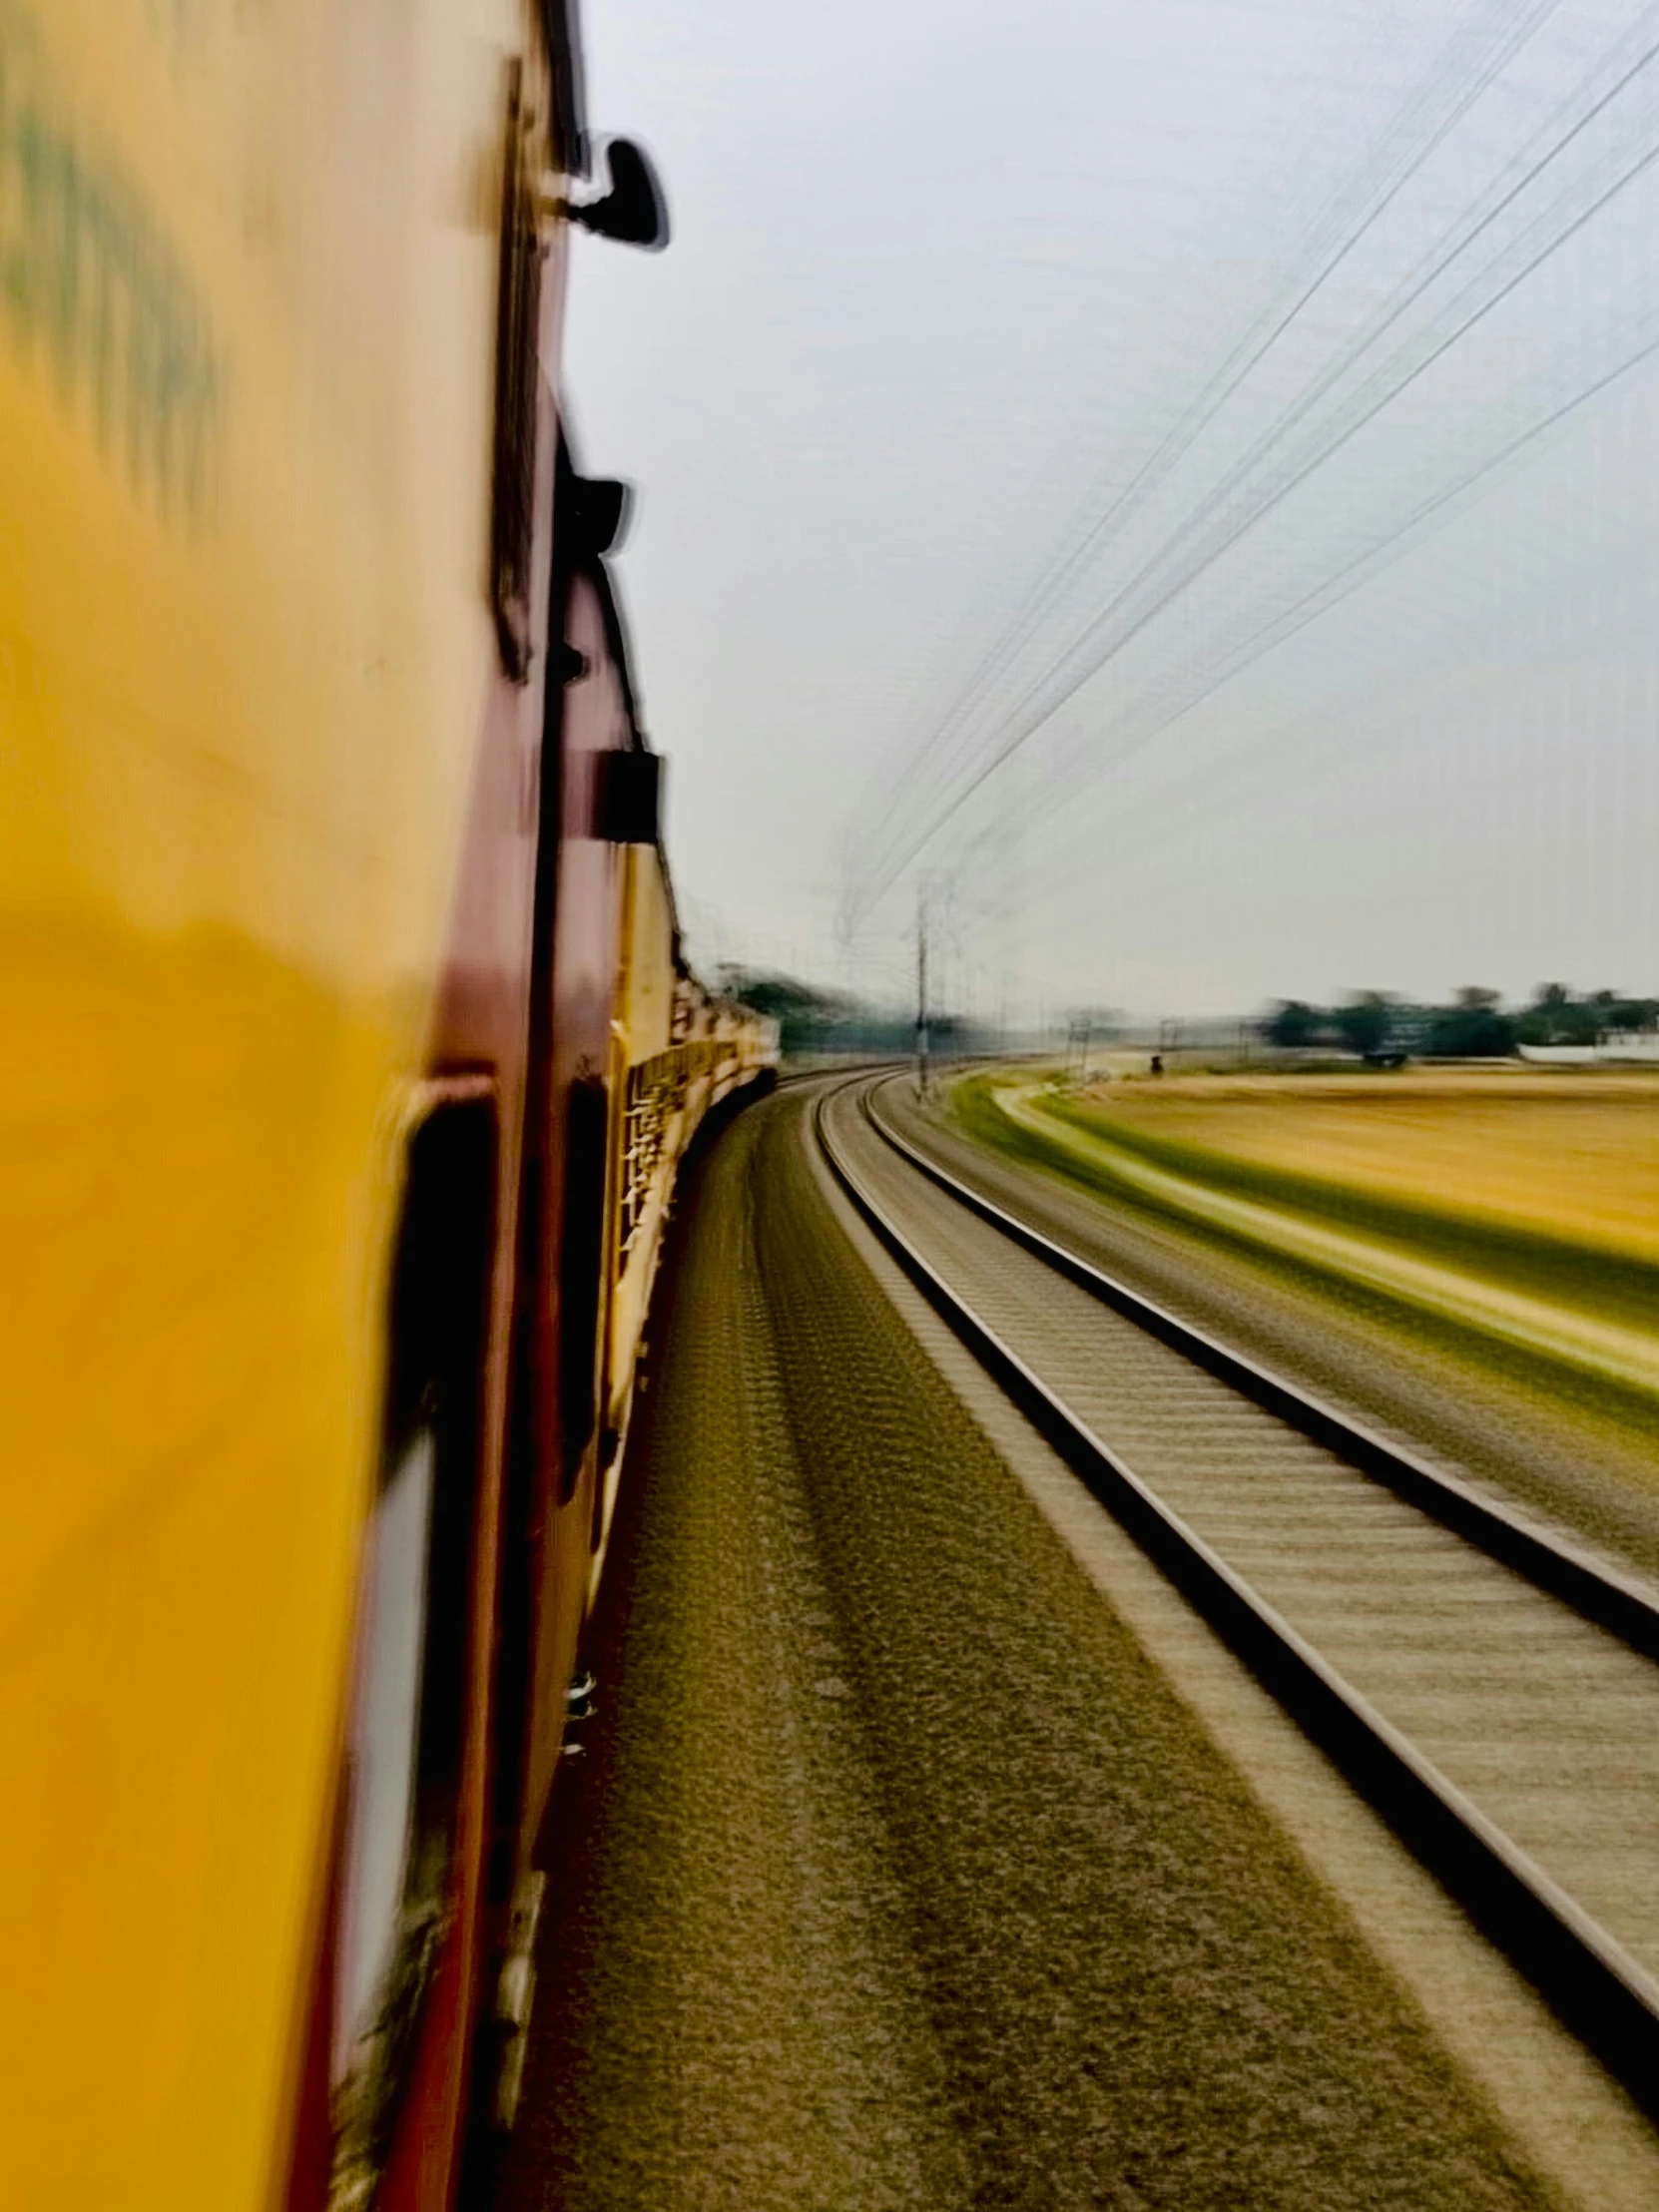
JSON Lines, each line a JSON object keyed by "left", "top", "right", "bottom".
{"left": 282, "top": 130, "right": 775, "bottom": 2212}
{"left": 0, "top": 1, "right": 670, "bottom": 2205}
{"left": 0, "top": 0, "right": 774, "bottom": 2200}
{"left": 596, "top": 787, "right": 781, "bottom": 1580}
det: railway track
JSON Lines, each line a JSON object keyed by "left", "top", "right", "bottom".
{"left": 816, "top": 1069, "right": 1659, "bottom": 2120}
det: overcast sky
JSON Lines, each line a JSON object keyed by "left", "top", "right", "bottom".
{"left": 565, "top": 0, "right": 1659, "bottom": 1020}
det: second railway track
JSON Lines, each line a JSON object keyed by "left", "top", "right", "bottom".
{"left": 817, "top": 1069, "right": 1659, "bottom": 2119}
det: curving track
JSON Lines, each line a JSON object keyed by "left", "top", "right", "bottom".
{"left": 492, "top": 1071, "right": 1659, "bottom": 2211}
{"left": 821, "top": 1069, "right": 1659, "bottom": 2120}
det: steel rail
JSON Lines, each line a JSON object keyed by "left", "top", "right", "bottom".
{"left": 813, "top": 1074, "right": 1659, "bottom": 2120}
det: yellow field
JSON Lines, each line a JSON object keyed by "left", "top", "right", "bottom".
{"left": 1073, "top": 1071, "right": 1659, "bottom": 1264}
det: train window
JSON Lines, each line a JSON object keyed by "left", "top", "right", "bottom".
{"left": 329, "top": 1096, "right": 496, "bottom": 2204}
{"left": 558, "top": 1072, "right": 609, "bottom": 1501}
{"left": 593, "top": 748, "right": 662, "bottom": 845}
{"left": 333, "top": 1425, "right": 434, "bottom": 2088}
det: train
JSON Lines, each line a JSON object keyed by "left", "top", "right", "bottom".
{"left": 0, "top": 3, "right": 776, "bottom": 2207}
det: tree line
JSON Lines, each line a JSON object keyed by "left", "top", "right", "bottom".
{"left": 716, "top": 966, "right": 984, "bottom": 1057}
{"left": 1264, "top": 984, "right": 1659, "bottom": 1061}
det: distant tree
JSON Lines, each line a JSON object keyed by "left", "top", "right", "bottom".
{"left": 1423, "top": 986, "right": 1515, "bottom": 1059}
{"left": 1590, "top": 988, "right": 1659, "bottom": 1032}
{"left": 720, "top": 968, "right": 856, "bottom": 1055}
{"left": 1333, "top": 991, "right": 1399, "bottom": 1061}
{"left": 1515, "top": 983, "right": 1601, "bottom": 1047}
{"left": 1264, "top": 998, "right": 1324, "bottom": 1050}
{"left": 1259, "top": 981, "right": 1657, "bottom": 1061}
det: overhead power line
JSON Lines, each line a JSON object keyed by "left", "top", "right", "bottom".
{"left": 846, "top": 0, "right": 1567, "bottom": 916}
{"left": 843, "top": 2, "right": 1659, "bottom": 929}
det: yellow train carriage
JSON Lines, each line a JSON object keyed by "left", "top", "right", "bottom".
{"left": 1, "top": 2, "right": 565, "bottom": 2204}
{"left": 597, "top": 834, "right": 780, "bottom": 1568}
{"left": 3, "top": 3, "right": 777, "bottom": 2202}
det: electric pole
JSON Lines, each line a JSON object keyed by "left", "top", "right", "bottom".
{"left": 916, "top": 881, "right": 930, "bottom": 1096}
